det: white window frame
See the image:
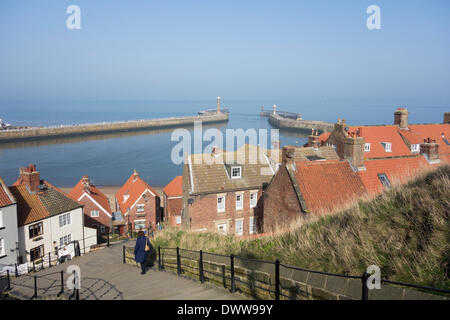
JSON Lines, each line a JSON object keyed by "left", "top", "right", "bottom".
{"left": 217, "top": 196, "right": 225, "bottom": 213}
{"left": 175, "top": 216, "right": 182, "bottom": 225}
{"left": 250, "top": 192, "right": 257, "bottom": 208}
{"left": 59, "top": 212, "right": 71, "bottom": 228}
{"left": 217, "top": 223, "right": 227, "bottom": 235}
{"left": 236, "top": 194, "right": 243, "bottom": 210}
{"left": 0, "top": 210, "right": 3, "bottom": 228}
{"left": 60, "top": 234, "right": 72, "bottom": 247}
{"left": 364, "top": 143, "right": 371, "bottom": 152}
{"left": 411, "top": 144, "right": 420, "bottom": 153}
{"left": 0, "top": 238, "right": 5, "bottom": 256}
{"left": 136, "top": 204, "right": 145, "bottom": 213}
{"left": 382, "top": 142, "right": 392, "bottom": 152}
{"left": 249, "top": 217, "right": 255, "bottom": 235}
{"left": 231, "top": 166, "right": 241, "bottom": 179}
{"left": 235, "top": 219, "right": 243, "bottom": 236}
{"left": 91, "top": 210, "right": 99, "bottom": 217}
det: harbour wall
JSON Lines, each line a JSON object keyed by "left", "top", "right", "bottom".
{"left": 0, "top": 113, "right": 229, "bottom": 143}
{"left": 268, "top": 114, "right": 334, "bottom": 133}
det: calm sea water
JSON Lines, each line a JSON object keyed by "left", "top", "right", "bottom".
{"left": 0, "top": 100, "right": 447, "bottom": 187}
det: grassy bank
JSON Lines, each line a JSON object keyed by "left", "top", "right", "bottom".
{"left": 152, "top": 165, "right": 450, "bottom": 289}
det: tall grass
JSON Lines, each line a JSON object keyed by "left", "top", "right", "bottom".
{"left": 152, "top": 165, "right": 450, "bottom": 289}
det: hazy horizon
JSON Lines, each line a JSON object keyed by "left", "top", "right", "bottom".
{"left": 1, "top": 0, "right": 450, "bottom": 109}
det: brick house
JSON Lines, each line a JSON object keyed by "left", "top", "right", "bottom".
{"left": 263, "top": 146, "right": 367, "bottom": 232}
{"left": 10, "top": 164, "right": 97, "bottom": 264}
{"left": 163, "top": 176, "right": 183, "bottom": 227}
{"left": 68, "top": 176, "right": 112, "bottom": 234}
{"left": 115, "top": 170, "right": 160, "bottom": 234}
{"left": 182, "top": 144, "right": 276, "bottom": 236}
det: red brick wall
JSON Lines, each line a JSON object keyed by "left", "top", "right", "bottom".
{"left": 166, "top": 196, "right": 182, "bottom": 227}
{"left": 187, "top": 189, "right": 262, "bottom": 236}
{"left": 123, "top": 190, "right": 160, "bottom": 233}
{"left": 79, "top": 195, "right": 111, "bottom": 233}
{"left": 263, "top": 166, "right": 303, "bottom": 232}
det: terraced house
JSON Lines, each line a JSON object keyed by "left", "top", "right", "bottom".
{"left": 9, "top": 164, "right": 97, "bottom": 264}
{"left": 163, "top": 176, "right": 183, "bottom": 227}
{"left": 0, "top": 176, "right": 18, "bottom": 266}
{"left": 115, "top": 170, "right": 161, "bottom": 234}
{"left": 182, "top": 144, "right": 276, "bottom": 236}
{"left": 68, "top": 176, "right": 112, "bottom": 234}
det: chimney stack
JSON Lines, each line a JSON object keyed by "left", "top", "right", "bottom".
{"left": 343, "top": 136, "right": 365, "bottom": 170}
{"left": 217, "top": 96, "right": 221, "bottom": 113}
{"left": 394, "top": 107, "right": 409, "bottom": 130}
{"left": 420, "top": 138, "right": 440, "bottom": 163}
{"left": 281, "top": 146, "right": 295, "bottom": 166}
{"left": 307, "top": 129, "right": 320, "bottom": 148}
{"left": 444, "top": 112, "right": 450, "bottom": 124}
{"left": 82, "top": 175, "right": 91, "bottom": 194}
{"left": 19, "top": 164, "right": 40, "bottom": 193}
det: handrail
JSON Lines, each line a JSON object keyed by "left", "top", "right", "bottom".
{"left": 156, "top": 246, "right": 450, "bottom": 298}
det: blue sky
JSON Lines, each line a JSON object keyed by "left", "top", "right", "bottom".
{"left": 0, "top": 0, "right": 449, "bottom": 107}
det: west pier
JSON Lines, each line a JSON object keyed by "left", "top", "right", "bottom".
{"left": 0, "top": 99, "right": 229, "bottom": 143}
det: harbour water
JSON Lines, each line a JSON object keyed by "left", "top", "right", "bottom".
{"left": 0, "top": 100, "right": 447, "bottom": 187}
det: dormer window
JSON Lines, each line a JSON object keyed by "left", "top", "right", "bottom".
{"left": 231, "top": 166, "right": 241, "bottom": 179}
{"left": 381, "top": 142, "right": 392, "bottom": 152}
{"left": 411, "top": 144, "right": 420, "bottom": 153}
{"left": 364, "top": 143, "right": 371, "bottom": 152}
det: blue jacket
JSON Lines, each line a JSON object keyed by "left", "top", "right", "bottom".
{"left": 134, "top": 236, "right": 150, "bottom": 263}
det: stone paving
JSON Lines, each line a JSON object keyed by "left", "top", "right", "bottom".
{"left": 6, "top": 240, "right": 248, "bottom": 300}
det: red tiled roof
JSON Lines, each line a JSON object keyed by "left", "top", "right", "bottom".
{"left": 357, "top": 156, "right": 437, "bottom": 195}
{"left": 399, "top": 124, "right": 450, "bottom": 157}
{"left": 10, "top": 184, "right": 50, "bottom": 226}
{"left": 352, "top": 125, "right": 413, "bottom": 158}
{"left": 68, "top": 177, "right": 111, "bottom": 214}
{"left": 318, "top": 132, "right": 331, "bottom": 144}
{"left": 294, "top": 160, "right": 367, "bottom": 215}
{"left": 163, "top": 176, "right": 183, "bottom": 197}
{"left": 115, "top": 171, "right": 159, "bottom": 214}
{"left": 0, "top": 176, "right": 15, "bottom": 207}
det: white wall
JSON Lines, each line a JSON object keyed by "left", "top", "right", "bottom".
{"left": 0, "top": 203, "right": 19, "bottom": 266}
{"left": 18, "top": 207, "right": 96, "bottom": 263}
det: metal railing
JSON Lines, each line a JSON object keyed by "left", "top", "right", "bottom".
{"left": 122, "top": 245, "right": 450, "bottom": 300}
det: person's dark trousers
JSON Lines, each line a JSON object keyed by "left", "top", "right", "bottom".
{"left": 140, "top": 263, "right": 146, "bottom": 274}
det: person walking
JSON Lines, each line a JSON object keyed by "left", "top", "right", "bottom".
{"left": 134, "top": 230, "right": 151, "bottom": 275}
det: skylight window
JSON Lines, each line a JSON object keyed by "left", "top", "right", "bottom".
{"left": 377, "top": 173, "right": 391, "bottom": 189}
{"left": 364, "top": 143, "right": 371, "bottom": 152}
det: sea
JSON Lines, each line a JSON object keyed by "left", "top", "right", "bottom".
{"left": 0, "top": 100, "right": 447, "bottom": 187}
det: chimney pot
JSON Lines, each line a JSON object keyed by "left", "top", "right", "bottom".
{"left": 420, "top": 138, "right": 440, "bottom": 162}
{"left": 19, "top": 163, "right": 40, "bottom": 193}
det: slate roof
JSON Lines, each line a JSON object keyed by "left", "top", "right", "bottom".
{"left": 163, "top": 176, "right": 183, "bottom": 197}
{"left": 0, "top": 176, "right": 15, "bottom": 207}
{"left": 187, "top": 144, "right": 274, "bottom": 194}
{"left": 68, "top": 177, "right": 112, "bottom": 214}
{"left": 290, "top": 160, "right": 367, "bottom": 215}
{"left": 10, "top": 181, "right": 82, "bottom": 226}
{"left": 267, "top": 146, "right": 340, "bottom": 163}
